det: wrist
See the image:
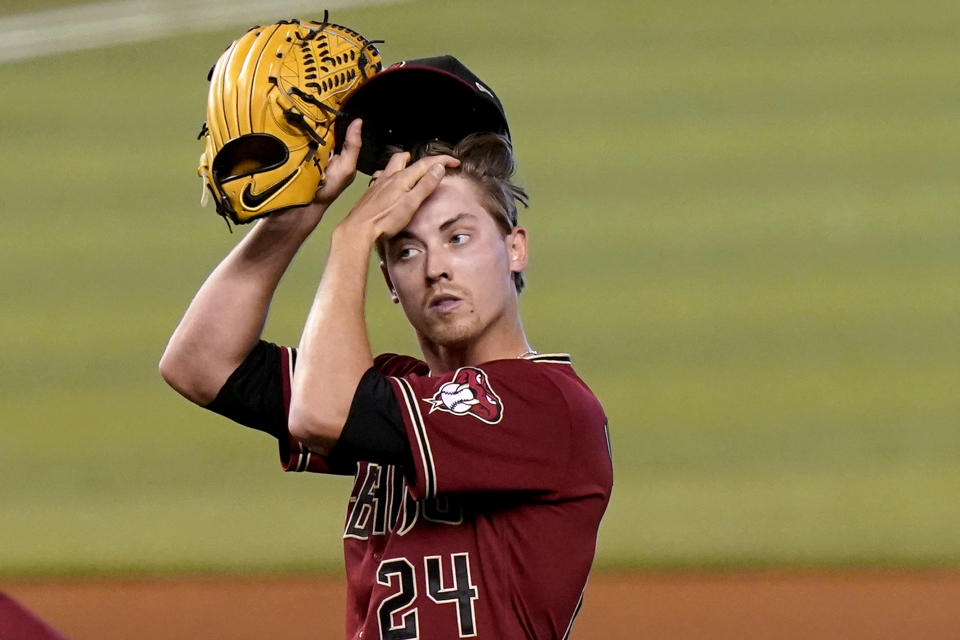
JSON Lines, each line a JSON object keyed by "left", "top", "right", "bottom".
{"left": 230, "top": 207, "right": 324, "bottom": 267}
{"left": 332, "top": 217, "right": 379, "bottom": 255}
{"left": 264, "top": 199, "right": 328, "bottom": 230}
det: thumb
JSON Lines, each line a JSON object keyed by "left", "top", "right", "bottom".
{"left": 334, "top": 118, "right": 363, "bottom": 175}
{"left": 315, "top": 118, "right": 362, "bottom": 203}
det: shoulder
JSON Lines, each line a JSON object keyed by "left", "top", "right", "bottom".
{"left": 490, "top": 353, "right": 595, "bottom": 396}
{"left": 513, "top": 354, "right": 604, "bottom": 414}
{"left": 502, "top": 355, "right": 606, "bottom": 435}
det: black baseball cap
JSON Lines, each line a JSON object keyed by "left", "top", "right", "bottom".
{"left": 333, "top": 55, "right": 510, "bottom": 175}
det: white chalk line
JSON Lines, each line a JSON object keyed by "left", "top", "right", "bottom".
{"left": 0, "top": 0, "right": 406, "bottom": 64}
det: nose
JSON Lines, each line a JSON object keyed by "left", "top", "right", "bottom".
{"left": 424, "top": 246, "right": 451, "bottom": 284}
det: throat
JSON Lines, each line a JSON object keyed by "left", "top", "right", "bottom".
{"left": 419, "top": 331, "right": 532, "bottom": 375}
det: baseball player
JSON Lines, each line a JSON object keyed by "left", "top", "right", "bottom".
{"left": 161, "top": 50, "right": 613, "bottom": 640}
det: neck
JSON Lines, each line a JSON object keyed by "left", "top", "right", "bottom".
{"left": 419, "top": 317, "right": 531, "bottom": 375}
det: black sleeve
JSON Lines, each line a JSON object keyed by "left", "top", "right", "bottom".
{"left": 329, "top": 367, "right": 413, "bottom": 469}
{"left": 204, "top": 341, "right": 289, "bottom": 440}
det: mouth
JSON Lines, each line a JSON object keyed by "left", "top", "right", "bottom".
{"left": 427, "top": 292, "right": 463, "bottom": 314}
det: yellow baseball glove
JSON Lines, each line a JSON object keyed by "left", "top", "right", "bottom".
{"left": 198, "top": 16, "right": 382, "bottom": 225}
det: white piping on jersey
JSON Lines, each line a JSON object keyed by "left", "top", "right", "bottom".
{"left": 524, "top": 353, "right": 572, "bottom": 364}
{"left": 394, "top": 376, "right": 438, "bottom": 499}
{"left": 294, "top": 441, "right": 309, "bottom": 472}
{"left": 284, "top": 346, "right": 295, "bottom": 378}
{"left": 562, "top": 424, "right": 613, "bottom": 639}
{"left": 561, "top": 590, "right": 585, "bottom": 640}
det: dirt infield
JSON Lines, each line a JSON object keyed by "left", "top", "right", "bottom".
{"left": 3, "top": 571, "right": 959, "bottom": 639}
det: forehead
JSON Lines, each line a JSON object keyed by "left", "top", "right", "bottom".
{"left": 400, "top": 175, "right": 491, "bottom": 233}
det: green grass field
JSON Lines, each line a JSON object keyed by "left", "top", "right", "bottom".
{"left": 2, "top": 0, "right": 959, "bottom": 576}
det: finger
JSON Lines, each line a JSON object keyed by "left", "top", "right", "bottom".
{"left": 406, "top": 162, "right": 447, "bottom": 203}
{"left": 381, "top": 151, "right": 411, "bottom": 178}
{"left": 367, "top": 170, "right": 382, "bottom": 187}
{"left": 319, "top": 119, "right": 362, "bottom": 192}
{"left": 398, "top": 155, "right": 460, "bottom": 190}
{"left": 337, "top": 118, "right": 363, "bottom": 169}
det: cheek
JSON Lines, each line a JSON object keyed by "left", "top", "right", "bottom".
{"left": 386, "top": 265, "right": 417, "bottom": 301}
{"left": 459, "top": 243, "right": 512, "bottom": 291}
{"left": 395, "top": 280, "right": 420, "bottom": 308}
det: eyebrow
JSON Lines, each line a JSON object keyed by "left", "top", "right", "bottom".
{"left": 390, "top": 230, "right": 415, "bottom": 243}
{"left": 439, "top": 213, "right": 477, "bottom": 232}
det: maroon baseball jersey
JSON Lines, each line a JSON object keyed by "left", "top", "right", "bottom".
{"left": 276, "top": 350, "right": 613, "bottom": 640}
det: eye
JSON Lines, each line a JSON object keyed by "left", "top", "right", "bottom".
{"left": 450, "top": 233, "right": 470, "bottom": 245}
{"left": 395, "top": 246, "right": 420, "bottom": 261}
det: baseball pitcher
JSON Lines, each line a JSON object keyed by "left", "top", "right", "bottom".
{"left": 161, "top": 18, "right": 613, "bottom": 640}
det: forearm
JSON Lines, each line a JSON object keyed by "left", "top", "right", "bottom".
{"left": 288, "top": 221, "right": 376, "bottom": 452}
{"left": 159, "top": 211, "right": 321, "bottom": 405}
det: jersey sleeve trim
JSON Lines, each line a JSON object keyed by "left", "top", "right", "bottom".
{"left": 391, "top": 375, "right": 438, "bottom": 499}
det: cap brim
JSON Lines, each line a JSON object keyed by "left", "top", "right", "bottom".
{"left": 334, "top": 66, "right": 509, "bottom": 175}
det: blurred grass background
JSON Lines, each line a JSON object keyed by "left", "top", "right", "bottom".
{"left": 1, "top": 0, "right": 958, "bottom": 576}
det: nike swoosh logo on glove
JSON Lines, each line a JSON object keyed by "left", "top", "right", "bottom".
{"left": 240, "top": 170, "right": 298, "bottom": 210}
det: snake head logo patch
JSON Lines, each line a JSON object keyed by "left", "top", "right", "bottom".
{"left": 424, "top": 367, "right": 503, "bottom": 424}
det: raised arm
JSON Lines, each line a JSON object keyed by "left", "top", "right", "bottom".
{"left": 287, "top": 152, "right": 459, "bottom": 453}
{"left": 159, "top": 120, "right": 364, "bottom": 405}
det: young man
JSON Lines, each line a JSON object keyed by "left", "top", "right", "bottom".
{"left": 161, "top": 60, "right": 612, "bottom": 640}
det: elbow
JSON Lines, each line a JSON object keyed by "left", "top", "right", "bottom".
{"left": 158, "top": 349, "right": 183, "bottom": 393}
{"left": 158, "top": 348, "right": 213, "bottom": 406}
{"left": 158, "top": 348, "right": 179, "bottom": 386}
{"left": 287, "top": 405, "right": 346, "bottom": 456}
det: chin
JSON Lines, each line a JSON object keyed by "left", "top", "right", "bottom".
{"left": 422, "top": 318, "right": 480, "bottom": 349}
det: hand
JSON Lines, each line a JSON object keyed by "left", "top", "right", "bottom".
{"left": 262, "top": 118, "right": 364, "bottom": 231}
{"left": 340, "top": 150, "right": 461, "bottom": 243}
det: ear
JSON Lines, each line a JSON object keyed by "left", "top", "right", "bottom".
{"left": 379, "top": 261, "right": 400, "bottom": 303}
{"left": 507, "top": 226, "right": 528, "bottom": 273}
